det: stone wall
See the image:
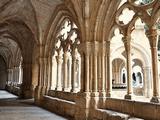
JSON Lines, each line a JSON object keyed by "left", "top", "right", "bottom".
{"left": 104, "top": 98, "right": 160, "bottom": 119}
{"left": 41, "top": 94, "right": 76, "bottom": 119}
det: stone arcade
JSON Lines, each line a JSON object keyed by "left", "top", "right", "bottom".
{"left": 0, "top": 0, "right": 160, "bottom": 120}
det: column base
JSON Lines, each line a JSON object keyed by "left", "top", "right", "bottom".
{"left": 71, "top": 88, "right": 80, "bottom": 93}
{"left": 106, "top": 92, "right": 111, "bottom": 97}
{"left": 62, "top": 88, "right": 71, "bottom": 92}
{"left": 99, "top": 91, "right": 106, "bottom": 97}
{"left": 41, "top": 86, "right": 47, "bottom": 95}
{"left": 20, "top": 89, "right": 33, "bottom": 99}
{"left": 150, "top": 96, "right": 159, "bottom": 103}
{"left": 124, "top": 94, "right": 132, "bottom": 100}
{"left": 56, "top": 87, "right": 62, "bottom": 91}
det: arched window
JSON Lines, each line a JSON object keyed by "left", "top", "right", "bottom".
{"left": 51, "top": 18, "right": 81, "bottom": 93}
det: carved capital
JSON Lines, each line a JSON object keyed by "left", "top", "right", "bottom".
{"left": 146, "top": 29, "right": 158, "bottom": 48}
{"left": 106, "top": 41, "right": 110, "bottom": 54}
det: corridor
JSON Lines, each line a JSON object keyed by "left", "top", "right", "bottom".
{"left": 0, "top": 90, "right": 67, "bottom": 120}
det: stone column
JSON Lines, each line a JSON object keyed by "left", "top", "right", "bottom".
{"left": 106, "top": 42, "right": 111, "bottom": 97}
{"left": 146, "top": 29, "right": 159, "bottom": 103}
{"left": 63, "top": 52, "right": 69, "bottom": 91}
{"left": 143, "top": 67, "right": 152, "bottom": 98}
{"left": 68, "top": 56, "right": 72, "bottom": 91}
{"left": 56, "top": 50, "right": 63, "bottom": 91}
{"left": 101, "top": 52, "right": 106, "bottom": 95}
{"left": 21, "top": 62, "right": 33, "bottom": 98}
{"left": 10, "top": 68, "right": 13, "bottom": 86}
{"left": 14, "top": 67, "right": 17, "bottom": 86}
{"left": 35, "top": 57, "right": 45, "bottom": 104}
{"left": 123, "top": 36, "right": 132, "bottom": 99}
{"left": 40, "top": 58, "right": 48, "bottom": 95}
{"left": 93, "top": 52, "right": 98, "bottom": 93}
{"left": 19, "top": 65, "right": 23, "bottom": 84}
{"left": 15, "top": 67, "right": 19, "bottom": 86}
{"left": 7, "top": 69, "right": 11, "bottom": 85}
{"left": 85, "top": 53, "right": 90, "bottom": 92}
{"left": 71, "top": 49, "right": 78, "bottom": 93}
{"left": 46, "top": 57, "right": 52, "bottom": 93}
{"left": 51, "top": 55, "right": 57, "bottom": 90}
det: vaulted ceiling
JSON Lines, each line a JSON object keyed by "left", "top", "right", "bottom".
{"left": 0, "top": 0, "right": 63, "bottom": 67}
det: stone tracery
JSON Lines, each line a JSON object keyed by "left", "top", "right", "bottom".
{"left": 51, "top": 18, "right": 81, "bottom": 93}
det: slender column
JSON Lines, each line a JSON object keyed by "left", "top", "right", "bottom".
{"left": 146, "top": 29, "right": 159, "bottom": 103}
{"left": 85, "top": 53, "right": 90, "bottom": 92}
{"left": 7, "top": 69, "right": 11, "bottom": 85}
{"left": 15, "top": 67, "right": 19, "bottom": 86}
{"left": 10, "top": 69, "right": 13, "bottom": 85}
{"left": 77, "top": 57, "right": 81, "bottom": 91}
{"left": 51, "top": 55, "right": 57, "bottom": 90}
{"left": 71, "top": 49, "right": 77, "bottom": 93}
{"left": 106, "top": 42, "right": 111, "bottom": 97}
{"left": 101, "top": 52, "right": 106, "bottom": 94}
{"left": 46, "top": 56, "right": 52, "bottom": 93}
{"left": 63, "top": 52, "right": 69, "bottom": 91}
{"left": 99, "top": 43, "right": 106, "bottom": 97}
{"left": 68, "top": 56, "right": 72, "bottom": 91}
{"left": 19, "top": 65, "right": 22, "bottom": 84}
{"left": 13, "top": 67, "right": 16, "bottom": 86}
{"left": 10, "top": 69, "right": 13, "bottom": 84}
{"left": 123, "top": 36, "right": 132, "bottom": 99}
{"left": 143, "top": 67, "right": 152, "bottom": 98}
{"left": 56, "top": 51, "right": 63, "bottom": 91}
{"left": 93, "top": 52, "right": 98, "bottom": 93}
{"left": 41, "top": 58, "right": 48, "bottom": 95}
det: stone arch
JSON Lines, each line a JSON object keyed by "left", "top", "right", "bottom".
{"left": 0, "top": 19, "right": 37, "bottom": 98}
{"left": 44, "top": 5, "right": 82, "bottom": 58}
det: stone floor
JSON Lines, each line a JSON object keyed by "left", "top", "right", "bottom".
{"left": 0, "top": 90, "right": 68, "bottom": 120}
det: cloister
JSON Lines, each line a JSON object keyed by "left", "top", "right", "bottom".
{"left": 0, "top": 0, "right": 159, "bottom": 120}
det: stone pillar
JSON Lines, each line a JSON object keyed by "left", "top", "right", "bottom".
{"left": 106, "top": 42, "right": 111, "bottom": 97}
{"left": 75, "top": 42, "right": 91, "bottom": 120}
{"left": 77, "top": 56, "right": 81, "bottom": 91}
{"left": 68, "top": 56, "right": 72, "bottom": 91}
{"left": 56, "top": 50, "right": 63, "bottom": 91}
{"left": 63, "top": 52, "right": 69, "bottom": 91}
{"left": 85, "top": 53, "right": 90, "bottom": 92}
{"left": 146, "top": 29, "right": 159, "bottom": 103}
{"left": 51, "top": 55, "right": 57, "bottom": 90}
{"left": 18, "top": 65, "right": 22, "bottom": 84}
{"left": 15, "top": 67, "right": 19, "bottom": 87}
{"left": 7, "top": 69, "right": 11, "bottom": 85}
{"left": 45, "top": 57, "right": 51, "bottom": 94}
{"left": 123, "top": 36, "right": 132, "bottom": 99}
{"left": 10, "top": 69, "right": 13, "bottom": 86}
{"left": 40, "top": 58, "right": 48, "bottom": 96}
{"left": 35, "top": 57, "right": 45, "bottom": 104}
{"left": 12, "top": 67, "right": 16, "bottom": 86}
{"left": 143, "top": 67, "right": 152, "bottom": 98}
{"left": 93, "top": 52, "right": 98, "bottom": 93}
{"left": 101, "top": 52, "right": 106, "bottom": 95}
{"left": 21, "top": 62, "right": 33, "bottom": 98}
{"left": 99, "top": 43, "right": 106, "bottom": 108}
{"left": 71, "top": 49, "right": 78, "bottom": 93}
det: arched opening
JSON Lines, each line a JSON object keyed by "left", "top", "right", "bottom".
{"left": 0, "top": 55, "right": 7, "bottom": 89}
{"left": 132, "top": 59, "right": 144, "bottom": 96}
{"left": 51, "top": 18, "right": 81, "bottom": 93}
{"left": 112, "top": 58, "right": 126, "bottom": 88}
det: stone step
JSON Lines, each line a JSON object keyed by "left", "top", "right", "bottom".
{"left": 96, "top": 109, "right": 144, "bottom": 120}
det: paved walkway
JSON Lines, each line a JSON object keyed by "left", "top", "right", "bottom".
{"left": 0, "top": 90, "right": 68, "bottom": 120}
